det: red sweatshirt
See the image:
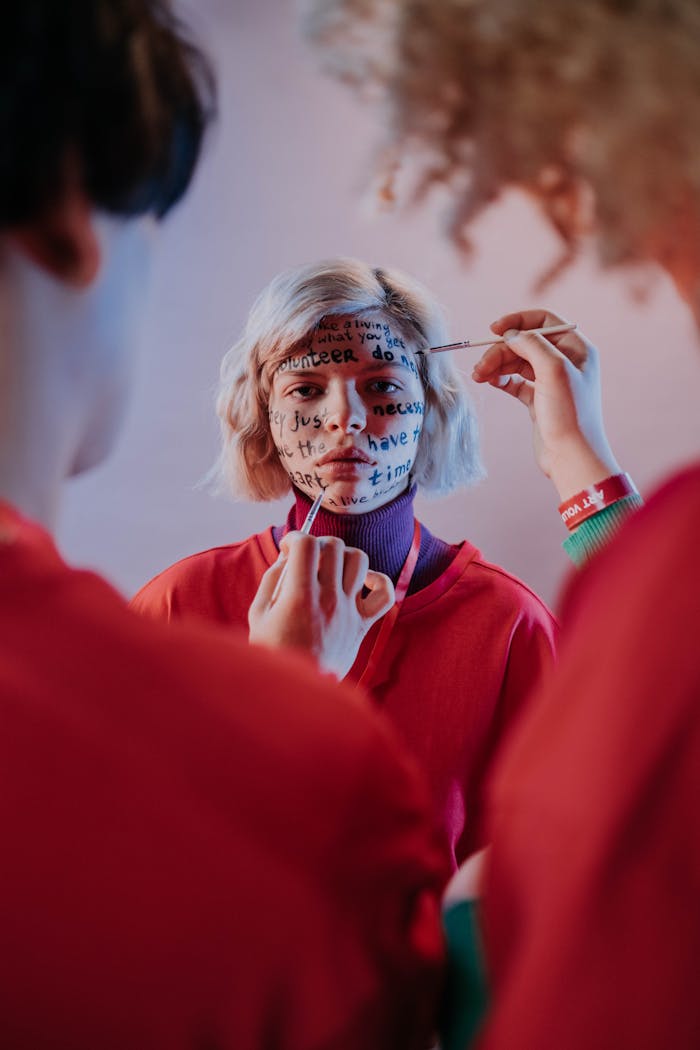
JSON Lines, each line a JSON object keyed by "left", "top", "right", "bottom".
{"left": 480, "top": 464, "right": 700, "bottom": 1049}
{"left": 0, "top": 503, "right": 448, "bottom": 1049}
{"left": 132, "top": 518, "right": 557, "bottom": 867}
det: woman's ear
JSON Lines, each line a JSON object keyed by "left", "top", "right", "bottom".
{"left": 8, "top": 185, "right": 101, "bottom": 288}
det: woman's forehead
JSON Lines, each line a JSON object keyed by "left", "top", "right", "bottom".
{"left": 268, "top": 312, "right": 423, "bottom": 377}
{"left": 272, "top": 341, "right": 421, "bottom": 385}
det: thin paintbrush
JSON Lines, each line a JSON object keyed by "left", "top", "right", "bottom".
{"left": 424, "top": 322, "right": 577, "bottom": 354}
{"left": 270, "top": 490, "right": 325, "bottom": 604}
{"left": 298, "top": 490, "right": 325, "bottom": 536}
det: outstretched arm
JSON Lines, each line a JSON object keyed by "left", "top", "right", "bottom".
{"left": 472, "top": 309, "right": 643, "bottom": 561}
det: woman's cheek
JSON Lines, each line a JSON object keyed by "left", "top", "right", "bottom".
{"left": 364, "top": 397, "right": 425, "bottom": 453}
{"left": 272, "top": 408, "right": 330, "bottom": 494}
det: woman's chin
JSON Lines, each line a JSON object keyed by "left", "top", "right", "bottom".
{"left": 318, "top": 480, "right": 373, "bottom": 512}
{"left": 315, "top": 477, "right": 409, "bottom": 513}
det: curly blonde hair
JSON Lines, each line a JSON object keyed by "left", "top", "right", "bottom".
{"left": 212, "top": 257, "right": 484, "bottom": 501}
{"left": 303, "top": 0, "right": 700, "bottom": 287}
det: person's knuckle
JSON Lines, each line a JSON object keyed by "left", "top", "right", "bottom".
{"left": 282, "top": 532, "right": 302, "bottom": 553}
{"left": 292, "top": 534, "right": 317, "bottom": 558}
{"left": 320, "top": 536, "right": 343, "bottom": 554}
{"left": 320, "top": 592, "right": 343, "bottom": 626}
{"left": 352, "top": 548, "right": 369, "bottom": 574}
{"left": 547, "top": 355, "right": 569, "bottom": 380}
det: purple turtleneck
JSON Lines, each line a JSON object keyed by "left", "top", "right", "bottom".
{"left": 272, "top": 485, "right": 459, "bottom": 596}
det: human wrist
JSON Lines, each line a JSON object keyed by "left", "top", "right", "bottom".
{"left": 558, "top": 472, "right": 638, "bottom": 531}
{"left": 562, "top": 493, "right": 645, "bottom": 567}
{"left": 547, "top": 439, "right": 621, "bottom": 503}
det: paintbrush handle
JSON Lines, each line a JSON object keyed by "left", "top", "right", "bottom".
{"left": 269, "top": 491, "right": 325, "bottom": 604}
{"left": 300, "top": 491, "right": 325, "bottom": 535}
{"left": 428, "top": 322, "right": 577, "bottom": 353}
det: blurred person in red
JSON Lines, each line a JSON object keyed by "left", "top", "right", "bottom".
{"left": 0, "top": 3, "right": 450, "bottom": 1047}
{"left": 303, "top": 1, "right": 700, "bottom": 1047}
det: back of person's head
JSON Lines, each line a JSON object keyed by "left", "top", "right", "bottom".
{"left": 212, "top": 257, "right": 484, "bottom": 501}
{"left": 303, "top": 0, "right": 700, "bottom": 292}
{"left": 0, "top": 0, "right": 215, "bottom": 230}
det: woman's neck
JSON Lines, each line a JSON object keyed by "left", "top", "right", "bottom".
{"left": 274, "top": 485, "right": 459, "bottom": 594}
{"left": 291, "top": 485, "right": 417, "bottom": 583}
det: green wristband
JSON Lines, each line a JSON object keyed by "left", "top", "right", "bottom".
{"left": 440, "top": 899, "right": 489, "bottom": 1050}
{"left": 563, "top": 493, "right": 645, "bottom": 567}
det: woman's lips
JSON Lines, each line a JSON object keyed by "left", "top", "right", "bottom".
{"left": 317, "top": 447, "right": 374, "bottom": 466}
{"left": 316, "top": 447, "right": 375, "bottom": 475}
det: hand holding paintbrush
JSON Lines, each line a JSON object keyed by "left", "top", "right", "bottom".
{"left": 469, "top": 310, "right": 621, "bottom": 501}
{"left": 269, "top": 490, "right": 325, "bottom": 605}
{"left": 248, "top": 492, "right": 394, "bottom": 678}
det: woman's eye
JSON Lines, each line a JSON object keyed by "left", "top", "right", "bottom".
{"left": 369, "top": 379, "right": 400, "bottom": 394}
{"left": 289, "top": 384, "right": 321, "bottom": 399}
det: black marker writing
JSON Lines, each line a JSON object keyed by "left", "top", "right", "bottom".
{"left": 268, "top": 408, "right": 286, "bottom": 438}
{"left": 277, "top": 348, "right": 359, "bottom": 374}
{"left": 400, "top": 353, "right": 418, "bottom": 377}
{"left": 373, "top": 401, "right": 425, "bottom": 417}
{"left": 289, "top": 408, "right": 329, "bottom": 433}
{"left": 287, "top": 470, "right": 327, "bottom": 491}
{"left": 296, "top": 438, "right": 326, "bottom": 460}
{"left": 368, "top": 459, "right": 413, "bottom": 487}
{"left": 310, "top": 331, "right": 354, "bottom": 346}
{"left": 366, "top": 432, "right": 409, "bottom": 452}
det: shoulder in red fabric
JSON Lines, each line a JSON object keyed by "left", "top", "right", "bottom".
{"left": 482, "top": 464, "right": 700, "bottom": 1050}
{"left": 0, "top": 507, "right": 449, "bottom": 1050}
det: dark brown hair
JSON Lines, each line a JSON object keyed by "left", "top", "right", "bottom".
{"left": 0, "top": 0, "right": 215, "bottom": 227}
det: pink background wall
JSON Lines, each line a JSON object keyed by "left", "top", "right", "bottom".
{"left": 57, "top": 1, "right": 700, "bottom": 609}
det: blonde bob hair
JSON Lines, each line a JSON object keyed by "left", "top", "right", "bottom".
{"left": 213, "top": 257, "right": 484, "bottom": 501}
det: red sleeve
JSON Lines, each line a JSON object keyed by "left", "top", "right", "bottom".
{"left": 283, "top": 716, "right": 452, "bottom": 1050}
{"left": 461, "top": 595, "right": 558, "bottom": 857}
{"left": 130, "top": 553, "right": 223, "bottom": 623}
{"left": 479, "top": 470, "right": 700, "bottom": 1050}
{"left": 130, "top": 540, "right": 267, "bottom": 629}
{"left": 130, "top": 571, "right": 177, "bottom": 621}
{"left": 2, "top": 535, "right": 451, "bottom": 1050}
{"left": 497, "top": 597, "right": 558, "bottom": 737}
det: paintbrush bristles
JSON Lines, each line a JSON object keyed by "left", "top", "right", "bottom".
{"left": 425, "top": 322, "right": 577, "bottom": 354}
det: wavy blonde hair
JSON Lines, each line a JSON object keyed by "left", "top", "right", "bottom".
{"left": 303, "top": 0, "right": 700, "bottom": 290}
{"left": 212, "top": 257, "right": 484, "bottom": 500}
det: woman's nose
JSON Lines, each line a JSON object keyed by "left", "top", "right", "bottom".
{"left": 323, "top": 383, "right": 366, "bottom": 433}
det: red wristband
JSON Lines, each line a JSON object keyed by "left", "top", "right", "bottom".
{"left": 558, "top": 473, "right": 638, "bottom": 531}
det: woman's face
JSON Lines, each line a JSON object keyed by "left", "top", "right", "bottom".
{"left": 267, "top": 312, "right": 426, "bottom": 513}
